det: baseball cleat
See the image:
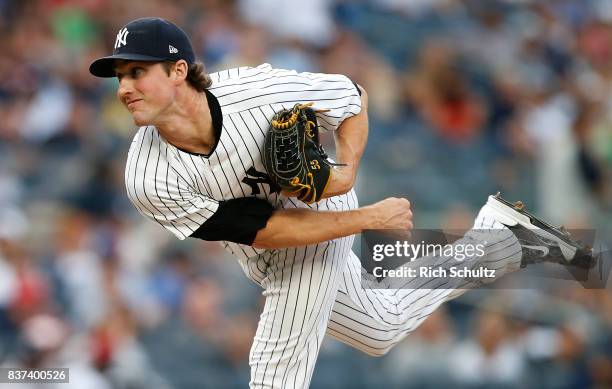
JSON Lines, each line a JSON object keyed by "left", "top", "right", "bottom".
{"left": 481, "top": 193, "right": 597, "bottom": 269}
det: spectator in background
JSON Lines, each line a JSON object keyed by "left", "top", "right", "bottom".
{"left": 321, "top": 29, "right": 402, "bottom": 121}
{"left": 403, "top": 40, "right": 487, "bottom": 144}
{"left": 449, "top": 310, "right": 527, "bottom": 387}
{"left": 382, "top": 307, "right": 456, "bottom": 387}
{"left": 238, "top": 0, "right": 336, "bottom": 48}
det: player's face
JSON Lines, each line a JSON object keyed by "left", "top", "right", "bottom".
{"left": 115, "top": 61, "right": 175, "bottom": 126}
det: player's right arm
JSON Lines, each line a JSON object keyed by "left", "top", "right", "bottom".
{"left": 251, "top": 197, "right": 412, "bottom": 249}
{"left": 189, "top": 196, "right": 412, "bottom": 249}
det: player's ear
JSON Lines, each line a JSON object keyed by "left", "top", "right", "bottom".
{"left": 171, "top": 60, "right": 189, "bottom": 84}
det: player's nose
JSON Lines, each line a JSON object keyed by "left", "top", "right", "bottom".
{"left": 117, "top": 78, "right": 133, "bottom": 103}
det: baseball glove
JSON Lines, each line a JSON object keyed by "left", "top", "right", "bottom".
{"left": 263, "top": 103, "right": 340, "bottom": 204}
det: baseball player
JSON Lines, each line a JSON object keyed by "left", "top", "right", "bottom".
{"left": 89, "top": 18, "right": 596, "bottom": 388}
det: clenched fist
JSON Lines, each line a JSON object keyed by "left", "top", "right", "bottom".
{"left": 366, "top": 197, "right": 413, "bottom": 231}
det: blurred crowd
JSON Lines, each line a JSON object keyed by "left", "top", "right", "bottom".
{"left": 0, "top": 0, "right": 610, "bottom": 388}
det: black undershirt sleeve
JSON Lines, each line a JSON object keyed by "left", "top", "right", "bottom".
{"left": 190, "top": 197, "right": 275, "bottom": 245}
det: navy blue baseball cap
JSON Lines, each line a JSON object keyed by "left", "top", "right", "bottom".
{"left": 89, "top": 17, "right": 195, "bottom": 78}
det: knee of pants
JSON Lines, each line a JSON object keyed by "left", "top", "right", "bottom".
{"left": 366, "top": 345, "right": 393, "bottom": 358}
{"left": 358, "top": 338, "right": 399, "bottom": 358}
{"left": 335, "top": 327, "right": 405, "bottom": 358}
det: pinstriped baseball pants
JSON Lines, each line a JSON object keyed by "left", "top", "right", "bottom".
{"left": 244, "top": 209, "right": 522, "bottom": 388}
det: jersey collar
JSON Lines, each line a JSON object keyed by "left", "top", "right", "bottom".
{"left": 203, "top": 88, "right": 223, "bottom": 157}
{"left": 173, "top": 88, "right": 223, "bottom": 158}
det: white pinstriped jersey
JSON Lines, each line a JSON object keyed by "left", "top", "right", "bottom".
{"left": 124, "top": 63, "right": 362, "bottom": 260}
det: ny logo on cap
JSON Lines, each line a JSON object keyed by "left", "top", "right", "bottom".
{"left": 114, "top": 28, "right": 129, "bottom": 49}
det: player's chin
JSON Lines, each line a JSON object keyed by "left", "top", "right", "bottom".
{"left": 131, "top": 112, "right": 152, "bottom": 127}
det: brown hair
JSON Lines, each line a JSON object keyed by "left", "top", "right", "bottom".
{"left": 162, "top": 61, "right": 212, "bottom": 92}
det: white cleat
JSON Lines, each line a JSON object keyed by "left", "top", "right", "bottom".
{"left": 479, "top": 193, "right": 597, "bottom": 269}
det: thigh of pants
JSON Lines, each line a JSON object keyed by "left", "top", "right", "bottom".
{"left": 326, "top": 228, "right": 522, "bottom": 356}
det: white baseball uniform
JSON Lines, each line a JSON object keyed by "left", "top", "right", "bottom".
{"left": 124, "top": 64, "right": 523, "bottom": 388}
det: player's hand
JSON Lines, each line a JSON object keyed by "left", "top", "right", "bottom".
{"left": 366, "top": 197, "right": 413, "bottom": 231}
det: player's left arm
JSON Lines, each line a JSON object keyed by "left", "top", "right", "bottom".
{"left": 320, "top": 83, "right": 368, "bottom": 199}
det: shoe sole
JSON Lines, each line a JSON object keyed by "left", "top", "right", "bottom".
{"left": 482, "top": 194, "right": 579, "bottom": 261}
